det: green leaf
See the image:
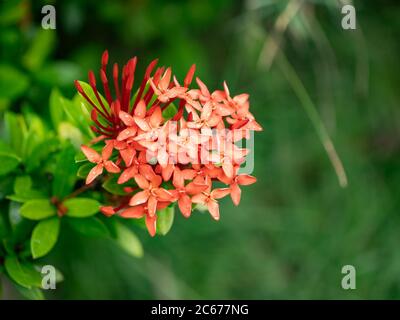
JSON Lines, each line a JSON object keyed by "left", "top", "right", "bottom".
{"left": 36, "top": 61, "right": 81, "bottom": 88}
{"left": 22, "top": 29, "right": 55, "bottom": 71}
{"left": 64, "top": 198, "right": 100, "bottom": 217}
{"left": 58, "top": 122, "right": 83, "bottom": 148}
{"left": 157, "top": 206, "right": 175, "bottom": 235}
{"left": 77, "top": 162, "right": 93, "bottom": 178}
{"left": 102, "top": 175, "right": 129, "bottom": 196}
{"left": 0, "top": 154, "right": 20, "bottom": 176}
{"left": 25, "top": 136, "right": 59, "bottom": 172}
{"left": 15, "top": 285, "right": 45, "bottom": 300}
{"left": 21, "top": 114, "right": 46, "bottom": 161}
{"left": 49, "top": 88, "right": 65, "bottom": 130}
{"left": 76, "top": 81, "right": 109, "bottom": 125}
{"left": 0, "top": 65, "right": 29, "bottom": 100}
{"left": 31, "top": 217, "right": 60, "bottom": 259}
{"left": 0, "top": 212, "right": 8, "bottom": 238}
{"left": 14, "top": 175, "right": 32, "bottom": 194}
{"left": 4, "top": 256, "right": 41, "bottom": 289}
{"left": 3, "top": 111, "right": 27, "bottom": 157}
{"left": 7, "top": 190, "right": 47, "bottom": 203}
{"left": 9, "top": 175, "right": 46, "bottom": 202}
{"left": 0, "top": 1, "right": 27, "bottom": 26}
{"left": 52, "top": 143, "right": 77, "bottom": 199}
{"left": 67, "top": 217, "right": 109, "bottom": 237}
{"left": 65, "top": 92, "right": 94, "bottom": 139}
{"left": 162, "top": 103, "right": 178, "bottom": 120}
{"left": 20, "top": 199, "right": 56, "bottom": 220}
{"left": 114, "top": 222, "right": 143, "bottom": 258}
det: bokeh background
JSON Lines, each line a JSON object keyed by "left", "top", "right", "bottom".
{"left": 1, "top": 0, "right": 400, "bottom": 299}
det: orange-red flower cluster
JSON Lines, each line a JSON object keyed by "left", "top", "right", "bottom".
{"left": 75, "top": 51, "right": 262, "bottom": 236}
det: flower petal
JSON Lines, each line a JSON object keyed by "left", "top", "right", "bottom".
{"left": 222, "top": 160, "right": 234, "bottom": 178}
{"left": 147, "top": 196, "right": 157, "bottom": 217}
{"left": 104, "top": 161, "right": 120, "bottom": 173}
{"left": 134, "top": 174, "right": 149, "bottom": 189}
{"left": 145, "top": 214, "right": 157, "bottom": 237}
{"left": 211, "top": 188, "right": 231, "bottom": 200}
{"left": 150, "top": 107, "right": 162, "bottom": 128}
{"left": 129, "top": 190, "right": 149, "bottom": 206}
{"left": 120, "top": 147, "right": 136, "bottom": 167}
{"left": 154, "top": 188, "right": 174, "bottom": 201}
{"left": 178, "top": 194, "right": 192, "bottom": 218}
{"left": 185, "top": 182, "right": 208, "bottom": 195}
{"left": 120, "top": 206, "right": 145, "bottom": 218}
{"left": 230, "top": 183, "right": 241, "bottom": 206}
{"left": 191, "top": 193, "right": 207, "bottom": 204}
{"left": 119, "top": 111, "right": 135, "bottom": 126}
{"left": 117, "top": 127, "right": 137, "bottom": 141}
{"left": 118, "top": 166, "right": 138, "bottom": 184}
{"left": 134, "top": 100, "right": 147, "bottom": 118}
{"left": 237, "top": 174, "right": 257, "bottom": 186}
{"left": 86, "top": 163, "right": 104, "bottom": 184}
{"left": 81, "top": 145, "right": 101, "bottom": 163}
{"left": 134, "top": 117, "right": 151, "bottom": 131}
{"left": 207, "top": 200, "right": 220, "bottom": 221}
{"left": 101, "top": 141, "right": 114, "bottom": 160}
{"left": 173, "top": 167, "right": 184, "bottom": 189}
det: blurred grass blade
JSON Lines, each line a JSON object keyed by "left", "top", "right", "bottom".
{"left": 277, "top": 53, "right": 348, "bottom": 188}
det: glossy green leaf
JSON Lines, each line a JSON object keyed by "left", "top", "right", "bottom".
{"left": 25, "top": 136, "right": 59, "bottom": 172}
{"left": 21, "top": 114, "right": 46, "bottom": 161}
{"left": 157, "top": 206, "right": 175, "bottom": 236}
{"left": 49, "top": 88, "right": 65, "bottom": 129}
{"left": 76, "top": 81, "right": 109, "bottom": 125}
{"left": 3, "top": 112, "right": 27, "bottom": 157}
{"left": 20, "top": 199, "right": 56, "bottom": 220}
{"left": 162, "top": 103, "right": 178, "bottom": 120}
{"left": 114, "top": 222, "right": 143, "bottom": 258}
{"left": 4, "top": 256, "right": 41, "bottom": 289}
{"left": 22, "top": 29, "right": 55, "bottom": 71}
{"left": 31, "top": 217, "right": 60, "bottom": 259}
{"left": 0, "top": 212, "right": 8, "bottom": 238}
{"left": 14, "top": 176, "right": 32, "bottom": 194}
{"left": 64, "top": 198, "right": 100, "bottom": 217}
{"left": 0, "top": 154, "right": 20, "bottom": 176}
{"left": 36, "top": 61, "right": 81, "bottom": 88}
{"left": 58, "top": 122, "right": 83, "bottom": 148}
{"left": 102, "top": 175, "right": 129, "bottom": 196}
{"left": 77, "top": 162, "right": 93, "bottom": 178}
{"left": 52, "top": 143, "right": 77, "bottom": 199}
{"left": 15, "top": 285, "right": 45, "bottom": 300}
{"left": 0, "top": 65, "right": 29, "bottom": 100}
{"left": 67, "top": 217, "right": 109, "bottom": 237}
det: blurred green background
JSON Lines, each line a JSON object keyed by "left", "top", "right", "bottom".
{"left": 1, "top": 0, "right": 400, "bottom": 299}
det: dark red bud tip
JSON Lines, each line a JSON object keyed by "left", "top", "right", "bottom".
{"left": 114, "top": 100, "right": 121, "bottom": 114}
{"left": 113, "top": 63, "right": 119, "bottom": 78}
{"left": 91, "top": 109, "right": 98, "bottom": 121}
{"left": 74, "top": 80, "right": 83, "bottom": 93}
{"left": 101, "top": 50, "right": 109, "bottom": 66}
{"left": 184, "top": 64, "right": 196, "bottom": 86}
{"left": 126, "top": 75, "right": 134, "bottom": 90}
{"left": 88, "top": 71, "right": 96, "bottom": 87}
